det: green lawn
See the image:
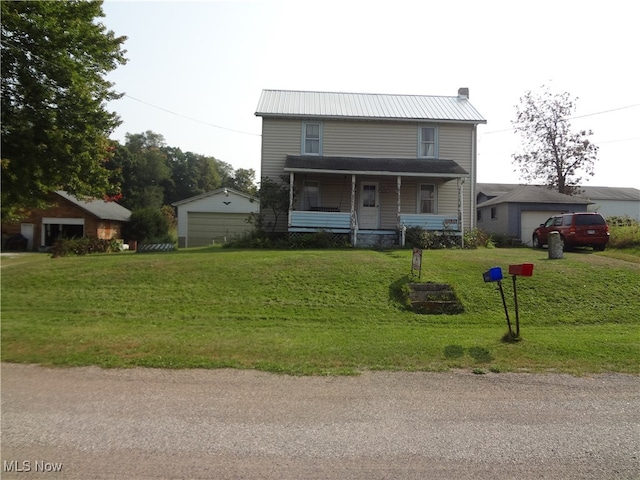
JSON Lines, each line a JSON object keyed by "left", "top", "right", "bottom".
{"left": 1, "top": 247, "right": 638, "bottom": 375}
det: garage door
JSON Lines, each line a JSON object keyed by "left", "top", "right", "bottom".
{"left": 187, "top": 212, "right": 252, "bottom": 247}
{"left": 520, "top": 211, "right": 558, "bottom": 246}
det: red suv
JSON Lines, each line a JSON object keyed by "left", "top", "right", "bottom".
{"left": 532, "top": 212, "right": 610, "bottom": 251}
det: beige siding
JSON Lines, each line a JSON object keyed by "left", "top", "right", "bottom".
{"left": 324, "top": 121, "right": 416, "bottom": 157}
{"left": 261, "top": 118, "right": 300, "bottom": 179}
{"left": 439, "top": 124, "right": 473, "bottom": 171}
{"left": 259, "top": 117, "right": 476, "bottom": 233}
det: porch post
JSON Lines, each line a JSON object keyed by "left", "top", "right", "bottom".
{"left": 350, "top": 174, "right": 357, "bottom": 246}
{"left": 396, "top": 176, "right": 402, "bottom": 225}
{"left": 288, "top": 172, "right": 294, "bottom": 228}
{"left": 458, "top": 177, "right": 464, "bottom": 248}
{"left": 397, "top": 176, "right": 405, "bottom": 247}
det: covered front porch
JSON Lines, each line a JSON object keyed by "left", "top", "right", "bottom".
{"left": 284, "top": 156, "right": 469, "bottom": 247}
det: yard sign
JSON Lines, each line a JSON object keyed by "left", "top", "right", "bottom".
{"left": 411, "top": 248, "right": 422, "bottom": 279}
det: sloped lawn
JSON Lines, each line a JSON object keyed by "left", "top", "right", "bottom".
{"left": 1, "top": 247, "right": 638, "bottom": 375}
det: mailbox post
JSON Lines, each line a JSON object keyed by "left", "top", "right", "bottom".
{"left": 482, "top": 267, "right": 514, "bottom": 337}
{"left": 508, "top": 263, "right": 534, "bottom": 337}
{"left": 484, "top": 264, "right": 534, "bottom": 339}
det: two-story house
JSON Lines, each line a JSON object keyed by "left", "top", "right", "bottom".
{"left": 254, "top": 88, "right": 486, "bottom": 247}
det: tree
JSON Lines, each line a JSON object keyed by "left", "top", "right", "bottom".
{"left": 123, "top": 208, "right": 171, "bottom": 244}
{"left": 511, "top": 86, "right": 599, "bottom": 195}
{"left": 1, "top": 0, "right": 127, "bottom": 220}
{"left": 120, "top": 132, "right": 172, "bottom": 210}
{"left": 252, "top": 176, "right": 293, "bottom": 233}
{"left": 163, "top": 149, "right": 223, "bottom": 204}
{"left": 225, "top": 168, "right": 257, "bottom": 196}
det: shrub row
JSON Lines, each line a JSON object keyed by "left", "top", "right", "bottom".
{"left": 50, "top": 237, "right": 122, "bottom": 258}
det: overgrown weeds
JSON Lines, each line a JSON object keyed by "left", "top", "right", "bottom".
{"left": 608, "top": 217, "right": 640, "bottom": 249}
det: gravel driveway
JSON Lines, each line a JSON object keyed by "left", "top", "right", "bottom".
{"left": 1, "top": 363, "right": 638, "bottom": 479}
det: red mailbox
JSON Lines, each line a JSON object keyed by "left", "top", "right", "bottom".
{"left": 508, "top": 263, "right": 534, "bottom": 277}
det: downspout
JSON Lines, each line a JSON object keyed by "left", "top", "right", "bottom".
{"left": 458, "top": 178, "right": 465, "bottom": 249}
{"left": 471, "top": 124, "right": 477, "bottom": 230}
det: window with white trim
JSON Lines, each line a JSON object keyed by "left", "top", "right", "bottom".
{"left": 302, "top": 122, "right": 322, "bottom": 155}
{"left": 419, "top": 184, "right": 436, "bottom": 214}
{"left": 418, "top": 126, "right": 437, "bottom": 158}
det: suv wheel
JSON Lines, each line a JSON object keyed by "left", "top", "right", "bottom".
{"left": 532, "top": 234, "right": 542, "bottom": 249}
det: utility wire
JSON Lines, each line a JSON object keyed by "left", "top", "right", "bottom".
{"left": 482, "top": 103, "right": 640, "bottom": 135}
{"left": 2, "top": 36, "right": 262, "bottom": 137}
{"left": 122, "top": 94, "right": 261, "bottom": 137}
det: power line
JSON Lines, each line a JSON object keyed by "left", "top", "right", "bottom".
{"left": 597, "top": 136, "right": 640, "bottom": 144}
{"left": 571, "top": 103, "right": 640, "bottom": 120}
{"left": 481, "top": 103, "right": 640, "bottom": 135}
{"left": 122, "top": 94, "right": 261, "bottom": 137}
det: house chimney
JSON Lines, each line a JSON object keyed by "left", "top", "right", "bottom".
{"left": 458, "top": 87, "right": 469, "bottom": 99}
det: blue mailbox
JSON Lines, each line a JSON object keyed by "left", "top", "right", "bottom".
{"left": 482, "top": 267, "right": 503, "bottom": 283}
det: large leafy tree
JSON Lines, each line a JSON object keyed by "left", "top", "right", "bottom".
{"left": 118, "top": 132, "right": 172, "bottom": 210}
{"left": 224, "top": 167, "right": 257, "bottom": 197}
{"left": 511, "top": 86, "right": 599, "bottom": 195}
{"left": 1, "top": 0, "right": 127, "bottom": 220}
{"left": 163, "top": 148, "right": 223, "bottom": 205}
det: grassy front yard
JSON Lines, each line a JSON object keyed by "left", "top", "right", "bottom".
{"left": 1, "top": 247, "right": 638, "bottom": 375}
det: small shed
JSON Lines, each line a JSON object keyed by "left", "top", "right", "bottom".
{"left": 172, "top": 188, "right": 259, "bottom": 248}
{"left": 476, "top": 185, "right": 592, "bottom": 245}
{"left": 1, "top": 191, "right": 131, "bottom": 251}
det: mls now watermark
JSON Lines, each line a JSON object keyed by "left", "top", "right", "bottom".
{"left": 3, "top": 460, "right": 63, "bottom": 473}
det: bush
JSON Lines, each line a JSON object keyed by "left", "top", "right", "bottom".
{"left": 404, "top": 226, "right": 461, "bottom": 249}
{"left": 490, "top": 233, "right": 523, "bottom": 248}
{"left": 225, "top": 230, "right": 350, "bottom": 249}
{"left": 123, "top": 208, "right": 172, "bottom": 244}
{"left": 463, "top": 228, "right": 493, "bottom": 249}
{"left": 51, "top": 237, "right": 121, "bottom": 258}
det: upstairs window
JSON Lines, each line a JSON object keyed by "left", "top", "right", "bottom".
{"left": 419, "top": 126, "right": 437, "bottom": 158}
{"left": 303, "top": 122, "right": 322, "bottom": 155}
{"left": 419, "top": 184, "right": 436, "bottom": 214}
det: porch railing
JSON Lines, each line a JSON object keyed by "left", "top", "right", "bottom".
{"left": 290, "top": 211, "right": 351, "bottom": 232}
{"left": 399, "top": 214, "right": 459, "bottom": 231}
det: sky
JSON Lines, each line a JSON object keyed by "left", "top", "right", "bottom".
{"left": 100, "top": 0, "right": 640, "bottom": 189}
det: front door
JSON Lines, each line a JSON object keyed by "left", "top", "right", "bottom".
{"left": 359, "top": 182, "right": 380, "bottom": 229}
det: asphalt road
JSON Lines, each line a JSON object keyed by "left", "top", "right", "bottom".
{"left": 1, "top": 363, "right": 638, "bottom": 479}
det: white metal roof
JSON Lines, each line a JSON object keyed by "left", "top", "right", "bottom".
{"left": 171, "top": 187, "right": 258, "bottom": 206}
{"left": 255, "top": 89, "right": 486, "bottom": 123}
{"left": 55, "top": 191, "right": 131, "bottom": 222}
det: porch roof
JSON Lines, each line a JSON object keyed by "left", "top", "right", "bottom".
{"left": 284, "top": 156, "right": 469, "bottom": 178}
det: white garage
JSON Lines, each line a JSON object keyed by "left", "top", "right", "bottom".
{"left": 520, "top": 211, "right": 558, "bottom": 246}
{"left": 173, "top": 188, "right": 259, "bottom": 248}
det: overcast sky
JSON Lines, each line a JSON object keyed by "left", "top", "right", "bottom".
{"left": 101, "top": 0, "right": 640, "bottom": 189}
